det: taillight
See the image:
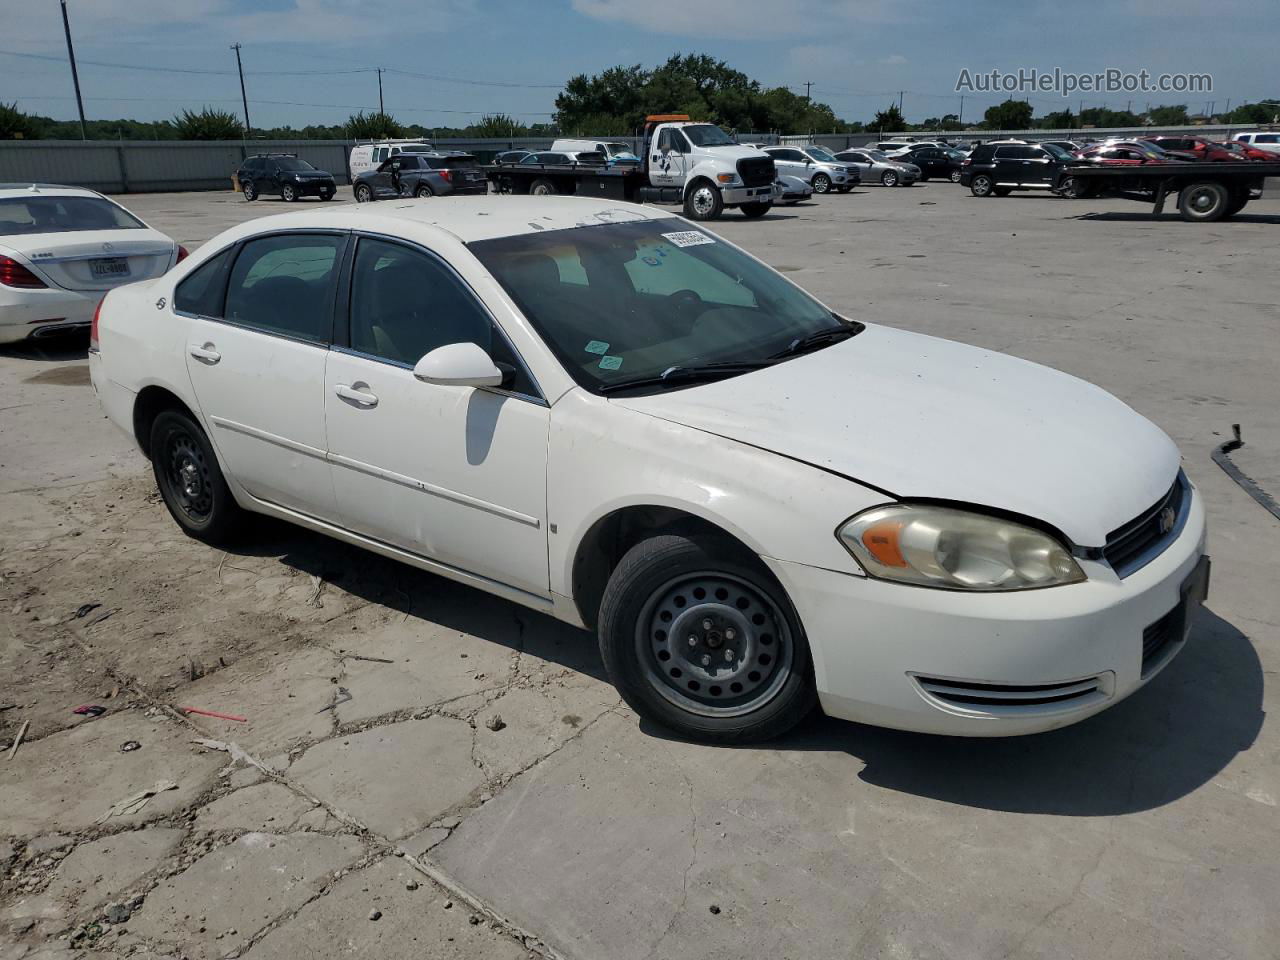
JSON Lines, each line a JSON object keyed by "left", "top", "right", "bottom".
{"left": 0, "top": 255, "right": 46, "bottom": 289}
{"left": 176, "top": 245, "right": 190, "bottom": 265}
{"left": 90, "top": 296, "right": 104, "bottom": 352}
{"left": 962, "top": 158, "right": 972, "bottom": 166}
{"left": 438, "top": 170, "right": 453, "bottom": 183}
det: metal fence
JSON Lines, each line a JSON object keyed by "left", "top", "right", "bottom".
{"left": 780, "top": 123, "right": 1265, "bottom": 151}
{"left": 0, "top": 125, "right": 1267, "bottom": 194}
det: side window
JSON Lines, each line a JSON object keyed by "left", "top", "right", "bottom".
{"left": 398, "top": 156, "right": 419, "bottom": 170}
{"left": 174, "top": 248, "right": 233, "bottom": 317}
{"left": 623, "top": 238, "right": 755, "bottom": 308}
{"left": 224, "top": 234, "right": 344, "bottom": 343}
{"left": 349, "top": 238, "right": 535, "bottom": 395}
{"left": 375, "top": 147, "right": 389, "bottom": 163}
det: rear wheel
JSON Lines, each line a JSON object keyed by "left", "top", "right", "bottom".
{"left": 811, "top": 173, "right": 832, "bottom": 194}
{"left": 1223, "top": 193, "right": 1249, "bottom": 217}
{"left": 970, "top": 174, "right": 993, "bottom": 196}
{"left": 598, "top": 534, "right": 816, "bottom": 743}
{"left": 415, "top": 184, "right": 434, "bottom": 198}
{"left": 530, "top": 178, "right": 557, "bottom": 196}
{"left": 1178, "top": 181, "right": 1229, "bottom": 222}
{"left": 992, "top": 186, "right": 1013, "bottom": 197}
{"left": 683, "top": 180, "right": 723, "bottom": 221}
{"left": 1058, "top": 176, "right": 1083, "bottom": 199}
{"left": 740, "top": 201, "right": 772, "bottom": 218}
{"left": 281, "top": 183, "right": 298, "bottom": 202}
{"left": 150, "top": 410, "right": 243, "bottom": 546}
{"left": 881, "top": 170, "right": 899, "bottom": 187}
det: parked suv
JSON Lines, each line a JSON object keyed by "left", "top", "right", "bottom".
{"left": 352, "top": 152, "right": 487, "bottom": 202}
{"left": 762, "top": 146, "right": 855, "bottom": 194}
{"left": 960, "top": 143, "right": 1072, "bottom": 196}
{"left": 236, "top": 155, "right": 336, "bottom": 202}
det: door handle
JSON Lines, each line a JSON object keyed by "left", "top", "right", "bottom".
{"left": 334, "top": 383, "right": 379, "bottom": 408}
{"left": 189, "top": 344, "right": 220, "bottom": 365}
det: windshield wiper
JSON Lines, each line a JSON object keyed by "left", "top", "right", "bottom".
{"left": 768, "top": 323, "right": 860, "bottom": 359}
{"left": 598, "top": 360, "right": 774, "bottom": 395}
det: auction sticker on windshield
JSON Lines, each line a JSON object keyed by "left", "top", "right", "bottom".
{"left": 662, "top": 231, "right": 715, "bottom": 248}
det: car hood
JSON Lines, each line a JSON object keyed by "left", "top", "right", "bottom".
{"left": 611, "top": 325, "right": 1179, "bottom": 547}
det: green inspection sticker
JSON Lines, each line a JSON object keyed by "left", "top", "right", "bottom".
{"left": 598, "top": 355, "right": 623, "bottom": 370}
{"left": 584, "top": 340, "right": 610, "bottom": 354}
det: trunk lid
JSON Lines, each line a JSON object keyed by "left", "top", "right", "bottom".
{"left": 3, "top": 230, "right": 175, "bottom": 292}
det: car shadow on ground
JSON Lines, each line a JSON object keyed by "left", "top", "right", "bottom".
{"left": 1074, "top": 211, "right": 1280, "bottom": 225}
{"left": 644, "top": 607, "right": 1263, "bottom": 817}
{"left": 0, "top": 332, "right": 88, "bottom": 362}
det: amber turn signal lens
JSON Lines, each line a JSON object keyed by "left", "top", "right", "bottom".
{"left": 861, "top": 521, "right": 908, "bottom": 568}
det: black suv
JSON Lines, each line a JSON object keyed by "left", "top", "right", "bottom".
{"left": 904, "top": 146, "right": 964, "bottom": 182}
{"left": 236, "top": 154, "right": 336, "bottom": 202}
{"left": 959, "top": 143, "right": 1072, "bottom": 197}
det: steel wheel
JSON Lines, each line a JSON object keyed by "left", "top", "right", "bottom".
{"left": 691, "top": 186, "right": 717, "bottom": 215}
{"left": 636, "top": 571, "right": 795, "bottom": 718}
{"left": 162, "top": 430, "right": 213, "bottom": 524}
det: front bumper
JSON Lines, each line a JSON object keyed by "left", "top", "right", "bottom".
{"left": 291, "top": 178, "right": 336, "bottom": 196}
{"left": 721, "top": 184, "right": 776, "bottom": 205}
{"left": 764, "top": 483, "right": 1208, "bottom": 736}
{"left": 0, "top": 285, "right": 98, "bottom": 344}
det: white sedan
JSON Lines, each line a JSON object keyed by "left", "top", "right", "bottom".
{"left": 89, "top": 197, "right": 1208, "bottom": 742}
{"left": 1, "top": 184, "right": 182, "bottom": 345}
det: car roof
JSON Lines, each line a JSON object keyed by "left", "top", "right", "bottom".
{"left": 0, "top": 183, "right": 106, "bottom": 200}
{"left": 207, "top": 196, "right": 681, "bottom": 246}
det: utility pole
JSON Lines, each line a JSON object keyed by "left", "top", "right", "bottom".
{"left": 898, "top": 90, "right": 904, "bottom": 115}
{"left": 59, "top": 0, "right": 87, "bottom": 140}
{"left": 958, "top": 94, "right": 964, "bottom": 127}
{"left": 377, "top": 67, "right": 385, "bottom": 114}
{"left": 230, "top": 44, "right": 251, "bottom": 137}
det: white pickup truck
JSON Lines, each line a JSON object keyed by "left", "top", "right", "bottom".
{"left": 485, "top": 115, "right": 777, "bottom": 220}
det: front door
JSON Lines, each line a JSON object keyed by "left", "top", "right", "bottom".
{"left": 651, "top": 129, "right": 687, "bottom": 188}
{"left": 182, "top": 231, "right": 347, "bottom": 516}
{"left": 324, "top": 235, "right": 550, "bottom": 596}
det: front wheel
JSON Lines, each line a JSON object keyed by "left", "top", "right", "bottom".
{"left": 683, "top": 181, "right": 724, "bottom": 221}
{"left": 811, "top": 173, "right": 832, "bottom": 194}
{"left": 598, "top": 535, "right": 816, "bottom": 743}
{"left": 150, "top": 410, "right": 244, "bottom": 546}
{"left": 354, "top": 183, "right": 373, "bottom": 203}
{"left": 1058, "top": 176, "right": 1083, "bottom": 199}
{"left": 740, "top": 201, "right": 772, "bottom": 218}
{"left": 281, "top": 183, "right": 298, "bottom": 202}
{"left": 881, "top": 170, "right": 899, "bottom": 187}
{"left": 970, "top": 174, "right": 993, "bottom": 197}
{"left": 241, "top": 181, "right": 257, "bottom": 202}
{"left": 320, "top": 189, "right": 334, "bottom": 201}
{"left": 1178, "top": 181, "right": 1229, "bottom": 222}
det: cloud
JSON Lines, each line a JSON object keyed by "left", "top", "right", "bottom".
{"left": 881, "top": 53, "right": 908, "bottom": 65}
{"left": 226, "top": 0, "right": 477, "bottom": 43}
{"left": 572, "top": 0, "right": 907, "bottom": 39}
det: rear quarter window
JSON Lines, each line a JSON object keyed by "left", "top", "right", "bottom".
{"left": 174, "top": 248, "right": 232, "bottom": 317}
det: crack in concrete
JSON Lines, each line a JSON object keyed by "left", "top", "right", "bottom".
{"left": 643, "top": 749, "right": 698, "bottom": 960}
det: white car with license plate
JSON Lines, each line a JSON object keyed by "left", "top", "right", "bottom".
{"left": 1, "top": 184, "right": 182, "bottom": 344}
{"left": 89, "top": 196, "right": 1208, "bottom": 743}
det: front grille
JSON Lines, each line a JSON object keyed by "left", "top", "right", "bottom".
{"left": 914, "top": 674, "right": 1107, "bottom": 713}
{"left": 1141, "top": 601, "right": 1185, "bottom": 675}
{"left": 737, "top": 156, "right": 776, "bottom": 187}
{"left": 1103, "top": 474, "right": 1186, "bottom": 576}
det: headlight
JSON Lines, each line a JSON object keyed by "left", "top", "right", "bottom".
{"left": 837, "top": 505, "right": 1085, "bottom": 591}
{"left": 716, "top": 173, "right": 739, "bottom": 184}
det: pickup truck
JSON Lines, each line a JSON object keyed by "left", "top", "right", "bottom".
{"left": 483, "top": 115, "right": 777, "bottom": 220}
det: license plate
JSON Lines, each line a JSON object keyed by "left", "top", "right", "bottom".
{"left": 91, "top": 257, "right": 130, "bottom": 278}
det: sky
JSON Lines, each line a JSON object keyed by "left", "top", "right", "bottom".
{"left": 1, "top": 0, "right": 1274, "bottom": 130}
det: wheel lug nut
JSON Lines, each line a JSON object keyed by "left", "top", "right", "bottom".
{"left": 688, "top": 636, "right": 698, "bottom": 647}
{"left": 725, "top": 628, "right": 736, "bottom": 641}
{"left": 701, "top": 618, "right": 713, "bottom": 630}
{"left": 701, "top": 655, "right": 711, "bottom": 667}
{"left": 724, "top": 649, "right": 734, "bottom": 662}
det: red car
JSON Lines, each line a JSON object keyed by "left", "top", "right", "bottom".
{"left": 1216, "top": 140, "right": 1273, "bottom": 161}
{"left": 1141, "top": 136, "right": 1246, "bottom": 162}
{"left": 1073, "top": 141, "right": 1183, "bottom": 165}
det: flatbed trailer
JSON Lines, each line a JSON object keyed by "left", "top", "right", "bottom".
{"left": 1054, "top": 161, "right": 1279, "bottom": 222}
{"left": 485, "top": 161, "right": 655, "bottom": 202}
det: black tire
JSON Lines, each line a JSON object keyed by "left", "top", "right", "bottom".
{"left": 881, "top": 170, "right": 899, "bottom": 187}
{"left": 354, "top": 183, "right": 373, "bottom": 203}
{"left": 992, "top": 186, "right": 1013, "bottom": 197}
{"left": 320, "top": 189, "right": 334, "bottom": 201}
{"left": 949, "top": 169, "right": 962, "bottom": 183}
{"left": 529, "top": 178, "right": 557, "bottom": 196}
{"left": 811, "top": 173, "right": 832, "bottom": 194}
{"left": 683, "top": 180, "right": 723, "bottom": 220}
{"left": 281, "top": 183, "right": 298, "bottom": 202}
{"left": 414, "top": 184, "right": 434, "bottom": 198}
{"left": 1178, "top": 181, "right": 1229, "bottom": 222}
{"left": 241, "top": 180, "right": 257, "bottom": 202}
{"left": 150, "top": 409, "right": 244, "bottom": 546}
{"left": 598, "top": 534, "right": 817, "bottom": 743}
{"left": 918, "top": 174, "right": 930, "bottom": 182}
{"left": 836, "top": 185, "right": 852, "bottom": 193}
{"left": 740, "top": 201, "right": 772, "bottom": 218}
{"left": 1223, "top": 193, "right": 1249, "bottom": 217}
{"left": 1058, "top": 176, "right": 1083, "bottom": 199}
{"left": 970, "top": 174, "right": 993, "bottom": 196}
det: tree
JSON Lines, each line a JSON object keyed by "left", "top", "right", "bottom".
{"left": 172, "top": 107, "right": 242, "bottom": 140}
{"left": 347, "top": 111, "right": 401, "bottom": 139}
{"left": 1227, "top": 102, "right": 1279, "bottom": 125}
{"left": 1038, "top": 109, "right": 1075, "bottom": 130}
{"left": 1078, "top": 107, "right": 1139, "bottom": 128}
{"left": 871, "top": 103, "right": 905, "bottom": 132}
{"left": 1146, "top": 104, "right": 1188, "bottom": 126}
{"left": 983, "top": 99, "right": 1033, "bottom": 130}
{"left": 0, "top": 102, "right": 42, "bottom": 139}
{"left": 466, "top": 114, "right": 527, "bottom": 138}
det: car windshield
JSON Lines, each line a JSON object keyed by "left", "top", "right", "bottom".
{"left": 0, "top": 195, "right": 144, "bottom": 236}
{"left": 273, "top": 157, "right": 316, "bottom": 172}
{"left": 806, "top": 147, "right": 838, "bottom": 162}
{"left": 469, "top": 219, "right": 852, "bottom": 394}
{"left": 603, "top": 143, "right": 634, "bottom": 157}
{"left": 1040, "top": 143, "right": 1071, "bottom": 160}
{"left": 867, "top": 151, "right": 890, "bottom": 162}
{"left": 682, "top": 125, "right": 736, "bottom": 147}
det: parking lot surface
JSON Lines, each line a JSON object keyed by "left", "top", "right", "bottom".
{"left": 2, "top": 183, "right": 1278, "bottom": 959}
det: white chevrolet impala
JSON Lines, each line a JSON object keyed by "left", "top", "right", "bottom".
{"left": 1, "top": 184, "right": 182, "bottom": 344}
{"left": 89, "top": 197, "right": 1208, "bottom": 742}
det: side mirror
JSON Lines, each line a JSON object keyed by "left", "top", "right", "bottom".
{"left": 412, "top": 342, "right": 504, "bottom": 388}
{"left": 805, "top": 158, "right": 814, "bottom": 165}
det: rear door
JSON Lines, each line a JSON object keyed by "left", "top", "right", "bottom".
{"left": 838, "top": 152, "right": 873, "bottom": 178}
{"left": 182, "top": 231, "right": 346, "bottom": 516}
